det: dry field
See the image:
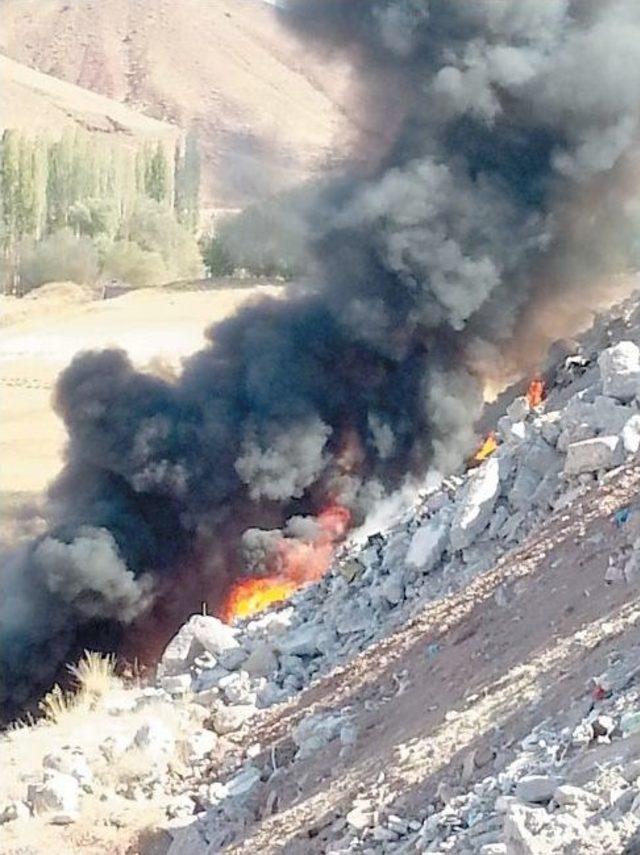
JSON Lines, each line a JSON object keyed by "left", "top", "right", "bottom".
{"left": 0, "top": 282, "right": 281, "bottom": 538}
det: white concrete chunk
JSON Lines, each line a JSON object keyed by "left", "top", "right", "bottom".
{"left": 598, "top": 341, "right": 640, "bottom": 401}
{"left": 405, "top": 514, "right": 450, "bottom": 573}
{"left": 450, "top": 457, "right": 500, "bottom": 550}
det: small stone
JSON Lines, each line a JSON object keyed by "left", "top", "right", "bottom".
{"left": 592, "top": 714, "right": 616, "bottom": 738}
{"left": 621, "top": 712, "right": 640, "bottom": 735}
{"left": 495, "top": 795, "right": 516, "bottom": 813}
{"left": 506, "top": 396, "right": 531, "bottom": 422}
{"left": 209, "top": 703, "right": 255, "bottom": 735}
{"left": 42, "top": 748, "right": 92, "bottom": 786}
{"left": 515, "top": 775, "right": 559, "bottom": 804}
{"left": 405, "top": 514, "right": 450, "bottom": 573}
{"left": 381, "top": 573, "right": 405, "bottom": 605}
{"left": 292, "top": 712, "right": 343, "bottom": 759}
{"left": 48, "top": 812, "right": 77, "bottom": 825}
{"left": 622, "top": 415, "right": 640, "bottom": 454}
{"left": 159, "top": 623, "right": 198, "bottom": 676}
{"left": 346, "top": 803, "right": 374, "bottom": 830}
{"left": 161, "top": 674, "right": 193, "bottom": 695}
{"left": 28, "top": 773, "right": 79, "bottom": 815}
{"left": 461, "top": 751, "right": 476, "bottom": 784}
{"left": 226, "top": 766, "right": 261, "bottom": 798}
{"left": 0, "top": 801, "right": 29, "bottom": 823}
{"left": 132, "top": 719, "right": 175, "bottom": 755}
{"left": 622, "top": 759, "right": 640, "bottom": 783}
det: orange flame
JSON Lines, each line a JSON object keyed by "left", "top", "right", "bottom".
{"left": 221, "top": 576, "right": 297, "bottom": 622}
{"left": 526, "top": 376, "right": 546, "bottom": 408}
{"left": 472, "top": 432, "right": 498, "bottom": 463}
{"left": 221, "top": 503, "right": 352, "bottom": 623}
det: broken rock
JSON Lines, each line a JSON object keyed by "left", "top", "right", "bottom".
{"left": 405, "top": 513, "right": 450, "bottom": 573}
{"left": 209, "top": 703, "right": 255, "bottom": 735}
{"left": 564, "top": 435, "right": 624, "bottom": 475}
{"left": 28, "top": 773, "right": 79, "bottom": 816}
{"left": 292, "top": 712, "right": 343, "bottom": 760}
{"left": 515, "top": 775, "right": 559, "bottom": 804}
{"left": 598, "top": 341, "right": 640, "bottom": 402}
{"left": 450, "top": 457, "right": 500, "bottom": 550}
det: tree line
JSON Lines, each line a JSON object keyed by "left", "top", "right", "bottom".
{"left": 0, "top": 127, "right": 202, "bottom": 293}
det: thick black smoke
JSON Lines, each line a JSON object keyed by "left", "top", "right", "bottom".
{"left": 3, "top": 0, "right": 640, "bottom": 714}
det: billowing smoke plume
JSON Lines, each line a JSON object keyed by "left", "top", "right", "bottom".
{"left": 3, "top": 0, "right": 640, "bottom": 714}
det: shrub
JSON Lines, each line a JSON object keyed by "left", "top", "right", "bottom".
{"left": 101, "top": 240, "right": 168, "bottom": 288}
{"left": 126, "top": 199, "right": 202, "bottom": 282}
{"left": 201, "top": 234, "right": 234, "bottom": 276}
{"left": 18, "top": 228, "right": 98, "bottom": 292}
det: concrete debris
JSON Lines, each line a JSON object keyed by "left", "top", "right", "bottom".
{"left": 598, "top": 340, "right": 640, "bottom": 401}
{"left": 450, "top": 457, "right": 500, "bottom": 550}
{"left": 564, "top": 435, "right": 624, "bottom": 475}
{"left": 405, "top": 514, "right": 450, "bottom": 573}
{"left": 291, "top": 711, "right": 343, "bottom": 760}
{"left": 514, "top": 774, "right": 559, "bottom": 804}
{"left": 27, "top": 773, "right": 80, "bottom": 816}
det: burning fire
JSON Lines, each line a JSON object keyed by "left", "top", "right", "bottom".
{"left": 221, "top": 503, "right": 351, "bottom": 622}
{"left": 472, "top": 431, "right": 498, "bottom": 463}
{"left": 526, "top": 376, "right": 546, "bottom": 408}
{"left": 221, "top": 576, "right": 297, "bottom": 621}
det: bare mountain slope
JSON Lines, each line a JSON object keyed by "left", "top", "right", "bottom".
{"left": 0, "top": 0, "right": 356, "bottom": 205}
{"left": 0, "top": 53, "right": 179, "bottom": 146}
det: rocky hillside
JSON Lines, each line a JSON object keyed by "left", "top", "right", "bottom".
{"left": 5, "top": 290, "right": 640, "bottom": 853}
{"left": 0, "top": 53, "right": 179, "bottom": 147}
{"left": 0, "top": 0, "right": 357, "bottom": 206}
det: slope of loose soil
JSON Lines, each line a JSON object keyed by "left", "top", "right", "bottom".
{"left": 0, "top": 0, "right": 357, "bottom": 205}
{"left": 0, "top": 53, "right": 179, "bottom": 145}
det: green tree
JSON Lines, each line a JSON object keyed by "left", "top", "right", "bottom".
{"left": 175, "top": 129, "right": 201, "bottom": 232}
{"left": 1, "top": 130, "right": 22, "bottom": 252}
{"left": 145, "top": 142, "right": 171, "bottom": 205}
{"left": 69, "top": 198, "right": 119, "bottom": 239}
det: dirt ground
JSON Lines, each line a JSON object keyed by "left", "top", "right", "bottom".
{"left": 0, "top": 282, "right": 280, "bottom": 530}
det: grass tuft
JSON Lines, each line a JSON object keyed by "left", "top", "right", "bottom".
{"left": 68, "top": 650, "right": 118, "bottom": 700}
{"left": 37, "top": 651, "right": 120, "bottom": 723}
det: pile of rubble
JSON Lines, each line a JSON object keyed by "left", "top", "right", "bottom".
{"left": 154, "top": 338, "right": 640, "bottom": 719}
{"left": 5, "top": 301, "right": 640, "bottom": 853}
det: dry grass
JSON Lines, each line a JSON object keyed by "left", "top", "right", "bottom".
{"left": 68, "top": 650, "right": 118, "bottom": 700}
{"left": 38, "top": 650, "right": 120, "bottom": 723}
